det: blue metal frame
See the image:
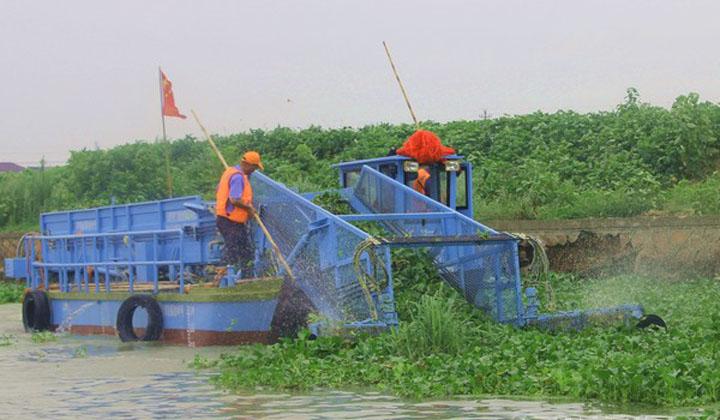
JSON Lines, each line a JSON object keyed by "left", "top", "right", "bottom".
{"left": 327, "top": 161, "right": 644, "bottom": 330}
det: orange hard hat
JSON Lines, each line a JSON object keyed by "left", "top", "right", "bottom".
{"left": 241, "top": 151, "right": 264, "bottom": 170}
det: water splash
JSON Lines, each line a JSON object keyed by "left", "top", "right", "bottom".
{"left": 56, "top": 301, "right": 96, "bottom": 334}
{"left": 185, "top": 304, "right": 196, "bottom": 347}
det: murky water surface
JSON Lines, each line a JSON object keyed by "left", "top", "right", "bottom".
{"left": 0, "top": 304, "right": 701, "bottom": 419}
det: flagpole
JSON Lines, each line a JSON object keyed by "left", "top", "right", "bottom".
{"left": 159, "top": 67, "right": 167, "bottom": 141}
{"left": 158, "top": 66, "right": 173, "bottom": 197}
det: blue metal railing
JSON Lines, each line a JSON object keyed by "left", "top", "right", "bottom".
{"left": 23, "top": 228, "right": 188, "bottom": 294}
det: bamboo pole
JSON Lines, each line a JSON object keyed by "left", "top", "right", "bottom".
{"left": 191, "top": 110, "right": 229, "bottom": 168}
{"left": 190, "top": 110, "right": 296, "bottom": 282}
{"left": 382, "top": 41, "right": 420, "bottom": 130}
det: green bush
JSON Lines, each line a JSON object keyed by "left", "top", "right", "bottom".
{"left": 2, "top": 89, "right": 720, "bottom": 229}
{"left": 660, "top": 172, "right": 720, "bottom": 215}
{"left": 0, "top": 281, "right": 24, "bottom": 304}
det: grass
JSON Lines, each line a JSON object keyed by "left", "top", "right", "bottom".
{"left": 390, "top": 290, "right": 469, "bottom": 358}
{"left": 0, "top": 223, "right": 36, "bottom": 233}
{"left": 195, "top": 270, "right": 720, "bottom": 408}
{"left": 0, "top": 281, "right": 24, "bottom": 304}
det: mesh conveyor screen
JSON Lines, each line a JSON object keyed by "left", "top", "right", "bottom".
{"left": 351, "top": 167, "right": 524, "bottom": 323}
{"left": 252, "top": 173, "right": 382, "bottom": 323}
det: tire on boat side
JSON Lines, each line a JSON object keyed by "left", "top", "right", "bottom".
{"left": 116, "top": 295, "right": 164, "bottom": 342}
{"left": 22, "top": 290, "right": 52, "bottom": 332}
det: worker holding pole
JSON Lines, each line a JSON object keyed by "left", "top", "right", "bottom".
{"left": 213, "top": 151, "right": 264, "bottom": 284}
{"left": 191, "top": 110, "right": 297, "bottom": 285}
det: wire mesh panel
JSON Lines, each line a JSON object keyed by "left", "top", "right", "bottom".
{"left": 350, "top": 167, "right": 524, "bottom": 324}
{"left": 251, "top": 172, "right": 386, "bottom": 324}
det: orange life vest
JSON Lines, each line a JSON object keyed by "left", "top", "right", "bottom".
{"left": 413, "top": 168, "right": 430, "bottom": 195}
{"left": 215, "top": 167, "right": 253, "bottom": 223}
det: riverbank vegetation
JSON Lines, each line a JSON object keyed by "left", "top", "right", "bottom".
{"left": 194, "top": 266, "right": 720, "bottom": 408}
{"left": 0, "top": 281, "right": 23, "bottom": 304}
{"left": 2, "top": 89, "right": 720, "bottom": 231}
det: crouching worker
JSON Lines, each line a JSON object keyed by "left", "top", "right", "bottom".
{"left": 413, "top": 165, "right": 431, "bottom": 196}
{"left": 214, "top": 151, "right": 264, "bottom": 285}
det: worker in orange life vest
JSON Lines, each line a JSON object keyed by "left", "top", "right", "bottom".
{"left": 413, "top": 165, "right": 431, "bottom": 196}
{"left": 214, "top": 151, "right": 264, "bottom": 284}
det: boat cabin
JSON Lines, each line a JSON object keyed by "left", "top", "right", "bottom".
{"left": 333, "top": 154, "right": 474, "bottom": 218}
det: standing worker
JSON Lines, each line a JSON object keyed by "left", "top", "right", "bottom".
{"left": 214, "top": 151, "right": 264, "bottom": 285}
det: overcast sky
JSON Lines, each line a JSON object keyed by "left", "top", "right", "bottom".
{"left": 1, "top": 0, "right": 719, "bottom": 165}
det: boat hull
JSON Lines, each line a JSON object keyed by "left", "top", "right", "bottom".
{"left": 46, "top": 279, "right": 285, "bottom": 346}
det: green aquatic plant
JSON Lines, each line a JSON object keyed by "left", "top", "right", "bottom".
{"left": 191, "top": 354, "right": 219, "bottom": 369}
{"left": 311, "top": 191, "right": 353, "bottom": 215}
{"left": 31, "top": 331, "right": 57, "bottom": 344}
{"left": 0, "top": 333, "right": 17, "bottom": 346}
{"left": 73, "top": 345, "right": 88, "bottom": 358}
{"left": 197, "top": 272, "right": 720, "bottom": 408}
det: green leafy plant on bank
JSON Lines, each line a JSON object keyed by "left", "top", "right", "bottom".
{"left": 3, "top": 89, "right": 720, "bottom": 230}
{"left": 0, "top": 281, "right": 24, "bottom": 304}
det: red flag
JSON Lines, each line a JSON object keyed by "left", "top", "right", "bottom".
{"left": 160, "top": 70, "right": 186, "bottom": 119}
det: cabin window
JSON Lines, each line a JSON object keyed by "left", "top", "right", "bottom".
{"left": 439, "top": 170, "right": 448, "bottom": 205}
{"left": 456, "top": 168, "right": 469, "bottom": 210}
{"left": 343, "top": 169, "right": 361, "bottom": 188}
{"left": 379, "top": 163, "right": 398, "bottom": 180}
{"left": 404, "top": 172, "right": 417, "bottom": 190}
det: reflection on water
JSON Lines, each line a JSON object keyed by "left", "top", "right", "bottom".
{"left": 0, "top": 304, "right": 698, "bottom": 419}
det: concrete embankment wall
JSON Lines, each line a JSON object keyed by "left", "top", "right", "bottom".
{"left": 489, "top": 216, "right": 720, "bottom": 278}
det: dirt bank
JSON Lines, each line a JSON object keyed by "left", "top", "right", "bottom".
{"left": 490, "top": 216, "right": 720, "bottom": 278}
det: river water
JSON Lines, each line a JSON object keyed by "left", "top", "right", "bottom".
{"left": 0, "top": 304, "right": 700, "bottom": 419}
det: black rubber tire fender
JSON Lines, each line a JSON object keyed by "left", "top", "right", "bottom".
{"left": 22, "top": 290, "right": 52, "bottom": 332}
{"left": 636, "top": 314, "right": 667, "bottom": 330}
{"left": 116, "top": 295, "right": 164, "bottom": 342}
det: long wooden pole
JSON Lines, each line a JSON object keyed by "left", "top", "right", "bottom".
{"left": 382, "top": 41, "right": 420, "bottom": 130}
{"left": 191, "top": 110, "right": 229, "bottom": 167}
{"left": 190, "top": 109, "right": 296, "bottom": 282}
